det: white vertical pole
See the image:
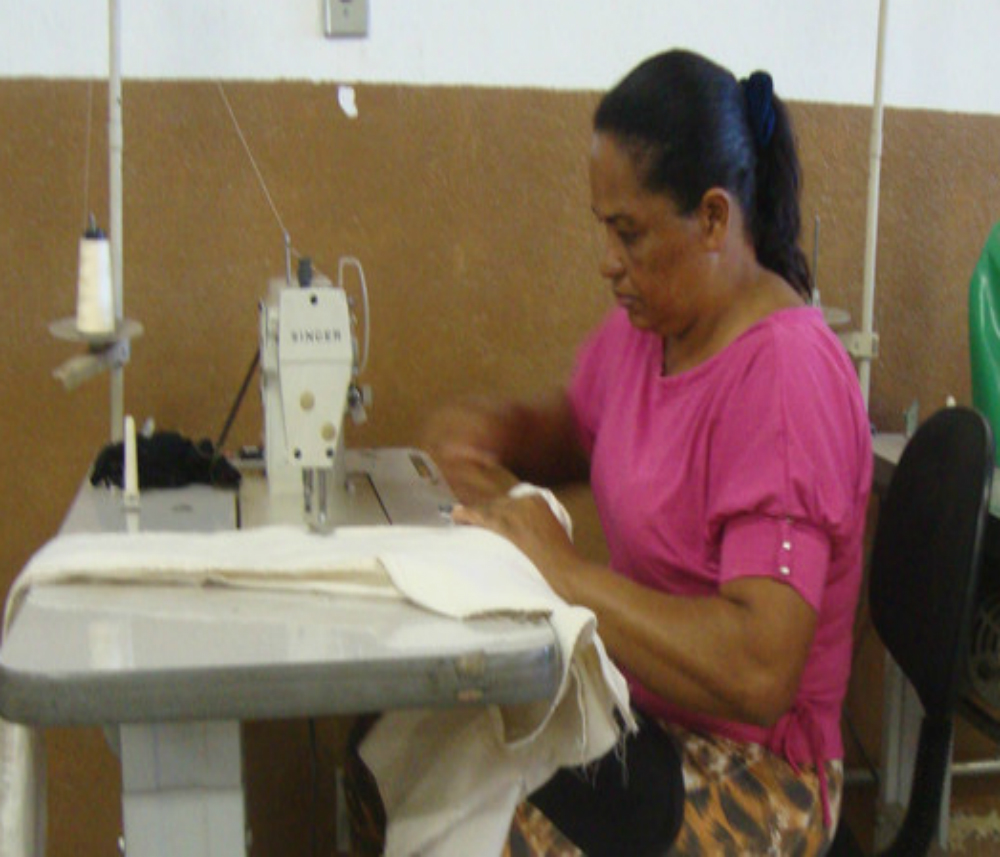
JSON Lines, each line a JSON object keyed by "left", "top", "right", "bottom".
{"left": 871, "top": 4, "right": 903, "bottom": 843}
{"left": 858, "top": 0, "right": 889, "bottom": 409}
{"left": 109, "top": 0, "right": 125, "bottom": 442}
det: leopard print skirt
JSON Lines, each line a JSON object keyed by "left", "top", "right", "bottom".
{"left": 503, "top": 723, "right": 842, "bottom": 857}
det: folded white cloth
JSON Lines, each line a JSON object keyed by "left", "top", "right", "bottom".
{"left": 361, "top": 596, "right": 628, "bottom": 857}
{"left": 366, "top": 514, "right": 632, "bottom": 856}
{"left": 1, "top": 509, "right": 631, "bottom": 857}
{"left": 508, "top": 483, "right": 574, "bottom": 542}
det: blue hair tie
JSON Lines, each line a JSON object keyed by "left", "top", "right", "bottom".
{"left": 740, "top": 71, "right": 776, "bottom": 150}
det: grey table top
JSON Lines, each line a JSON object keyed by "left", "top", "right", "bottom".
{"left": 0, "top": 449, "right": 560, "bottom": 726}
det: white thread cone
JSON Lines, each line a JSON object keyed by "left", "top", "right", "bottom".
{"left": 75, "top": 235, "right": 114, "bottom": 335}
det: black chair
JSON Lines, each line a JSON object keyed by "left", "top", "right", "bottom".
{"left": 831, "top": 406, "right": 995, "bottom": 856}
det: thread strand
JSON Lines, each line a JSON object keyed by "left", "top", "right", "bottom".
{"left": 82, "top": 80, "right": 94, "bottom": 229}
{"left": 215, "top": 81, "right": 299, "bottom": 264}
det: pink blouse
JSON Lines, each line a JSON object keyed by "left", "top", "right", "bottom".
{"left": 568, "top": 306, "right": 872, "bottom": 774}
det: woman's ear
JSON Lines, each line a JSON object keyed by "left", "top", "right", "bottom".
{"left": 697, "top": 188, "right": 732, "bottom": 250}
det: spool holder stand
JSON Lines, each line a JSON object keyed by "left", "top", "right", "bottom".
{"left": 50, "top": 317, "right": 143, "bottom": 392}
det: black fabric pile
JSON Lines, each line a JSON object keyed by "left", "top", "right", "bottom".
{"left": 90, "top": 431, "right": 241, "bottom": 490}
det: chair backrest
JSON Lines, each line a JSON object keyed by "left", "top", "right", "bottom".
{"left": 869, "top": 406, "right": 994, "bottom": 718}
{"left": 969, "top": 222, "right": 1000, "bottom": 457}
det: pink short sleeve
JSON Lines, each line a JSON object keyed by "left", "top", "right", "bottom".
{"left": 719, "top": 514, "right": 832, "bottom": 610}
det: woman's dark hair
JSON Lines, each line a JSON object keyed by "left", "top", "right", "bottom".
{"left": 594, "top": 50, "right": 812, "bottom": 300}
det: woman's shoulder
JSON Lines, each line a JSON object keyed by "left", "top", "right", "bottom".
{"left": 710, "top": 306, "right": 868, "bottom": 429}
{"left": 744, "top": 304, "right": 829, "bottom": 340}
{"left": 732, "top": 306, "right": 852, "bottom": 372}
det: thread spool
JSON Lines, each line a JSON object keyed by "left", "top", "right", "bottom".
{"left": 75, "top": 222, "right": 115, "bottom": 335}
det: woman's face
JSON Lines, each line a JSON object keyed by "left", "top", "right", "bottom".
{"left": 589, "top": 132, "right": 706, "bottom": 339}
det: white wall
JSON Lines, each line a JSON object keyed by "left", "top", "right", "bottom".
{"left": 1, "top": 0, "right": 998, "bottom": 114}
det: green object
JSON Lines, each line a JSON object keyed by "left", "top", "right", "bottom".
{"left": 969, "top": 222, "right": 1000, "bottom": 454}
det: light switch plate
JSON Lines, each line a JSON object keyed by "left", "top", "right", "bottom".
{"left": 324, "top": 0, "right": 368, "bottom": 38}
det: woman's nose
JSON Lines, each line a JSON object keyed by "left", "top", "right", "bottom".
{"left": 598, "top": 241, "right": 625, "bottom": 280}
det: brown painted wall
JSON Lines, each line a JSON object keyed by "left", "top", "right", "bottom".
{"left": 2, "top": 79, "right": 1000, "bottom": 853}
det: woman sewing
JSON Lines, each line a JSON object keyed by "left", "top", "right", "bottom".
{"left": 352, "top": 49, "right": 873, "bottom": 856}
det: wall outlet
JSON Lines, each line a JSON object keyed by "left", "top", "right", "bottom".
{"left": 324, "top": 0, "right": 368, "bottom": 38}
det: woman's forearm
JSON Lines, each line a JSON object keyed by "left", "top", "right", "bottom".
{"left": 556, "top": 561, "right": 817, "bottom": 726}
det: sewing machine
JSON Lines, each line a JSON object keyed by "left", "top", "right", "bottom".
{"left": 253, "top": 265, "right": 451, "bottom": 530}
{"left": 259, "top": 270, "right": 357, "bottom": 527}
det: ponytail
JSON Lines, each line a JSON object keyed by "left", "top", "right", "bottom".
{"left": 742, "top": 74, "right": 812, "bottom": 300}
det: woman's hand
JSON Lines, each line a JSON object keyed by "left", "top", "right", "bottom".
{"left": 435, "top": 446, "right": 519, "bottom": 506}
{"left": 452, "top": 493, "right": 582, "bottom": 600}
{"left": 421, "top": 391, "right": 590, "bottom": 505}
{"left": 421, "top": 400, "right": 518, "bottom": 505}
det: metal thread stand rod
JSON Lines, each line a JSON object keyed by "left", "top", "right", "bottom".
{"left": 108, "top": 0, "right": 124, "bottom": 442}
{"left": 858, "top": 0, "right": 889, "bottom": 407}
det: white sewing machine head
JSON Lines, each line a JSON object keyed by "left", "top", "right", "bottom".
{"left": 259, "top": 264, "right": 366, "bottom": 528}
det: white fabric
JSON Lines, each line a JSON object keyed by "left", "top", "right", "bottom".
{"left": 508, "top": 483, "right": 574, "bottom": 542}
{"left": 1, "top": 496, "right": 631, "bottom": 857}
{"left": 366, "top": 486, "right": 632, "bottom": 856}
